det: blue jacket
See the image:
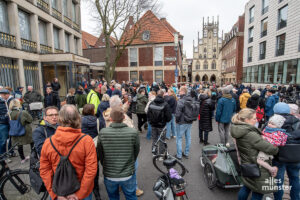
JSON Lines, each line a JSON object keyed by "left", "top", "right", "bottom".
{"left": 215, "top": 94, "right": 236, "bottom": 123}
{"left": 265, "top": 95, "right": 279, "bottom": 117}
{"left": 81, "top": 115, "right": 98, "bottom": 138}
{"left": 32, "top": 122, "right": 57, "bottom": 155}
{"left": 0, "top": 97, "right": 13, "bottom": 124}
{"left": 96, "top": 101, "right": 110, "bottom": 124}
{"left": 112, "top": 89, "right": 122, "bottom": 97}
{"left": 106, "top": 89, "right": 113, "bottom": 97}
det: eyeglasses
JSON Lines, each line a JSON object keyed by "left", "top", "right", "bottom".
{"left": 46, "top": 114, "right": 58, "bottom": 117}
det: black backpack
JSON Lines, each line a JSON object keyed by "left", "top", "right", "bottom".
{"left": 148, "top": 102, "right": 166, "bottom": 127}
{"left": 50, "top": 134, "right": 87, "bottom": 196}
{"left": 183, "top": 99, "right": 200, "bottom": 123}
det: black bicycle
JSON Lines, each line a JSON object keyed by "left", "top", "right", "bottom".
{"left": 0, "top": 144, "right": 48, "bottom": 200}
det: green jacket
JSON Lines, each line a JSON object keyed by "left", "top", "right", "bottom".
{"left": 10, "top": 109, "right": 33, "bottom": 145}
{"left": 87, "top": 89, "right": 100, "bottom": 114}
{"left": 231, "top": 122, "right": 279, "bottom": 194}
{"left": 136, "top": 94, "right": 148, "bottom": 114}
{"left": 74, "top": 93, "right": 87, "bottom": 109}
{"left": 97, "top": 123, "right": 140, "bottom": 178}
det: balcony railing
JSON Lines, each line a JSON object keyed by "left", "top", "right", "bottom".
{"left": 278, "top": 20, "right": 287, "bottom": 30}
{"left": 261, "top": 30, "right": 267, "bottom": 38}
{"left": 64, "top": 16, "right": 72, "bottom": 27}
{"left": 248, "top": 37, "right": 253, "bottom": 43}
{"left": 52, "top": 7, "right": 62, "bottom": 21}
{"left": 248, "top": 57, "right": 252, "bottom": 63}
{"left": 0, "top": 32, "right": 16, "bottom": 49}
{"left": 73, "top": 22, "right": 80, "bottom": 32}
{"left": 21, "top": 38, "right": 37, "bottom": 53}
{"left": 260, "top": 53, "right": 266, "bottom": 60}
{"left": 40, "top": 44, "right": 52, "bottom": 54}
{"left": 37, "top": 0, "right": 50, "bottom": 13}
{"left": 54, "top": 48, "right": 63, "bottom": 53}
{"left": 262, "top": 6, "right": 269, "bottom": 15}
{"left": 276, "top": 48, "right": 285, "bottom": 56}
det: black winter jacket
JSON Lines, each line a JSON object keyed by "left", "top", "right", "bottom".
{"left": 246, "top": 94, "right": 265, "bottom": 110}
{"left": 277, "top": 114, "right": 300, "bottom": 144}
{"left": 44, "top": 92, "right": 60, "bottom": 109}
{"left": 81, "top": 115, "right": 98, "bottom": 138}
{"left": 32, "top": 122, "right": 56, "bottom": 155}
{"left": 231, "top": 92, "right": 240, "bottom": 112}
{"left": 165, "top": 96, "right": 177, "bottom": 114}
{"left": 24, "top": 91, "right": 42, "bottom": 104}
{"left": 198, "top": 95, "right": 215, "bottom": 132}
{"left": 175, "top": 95, "right": 194, "bottom": 125}
{"left": 147, "top": 96, "right": 172, "bottom": 128}
{"left": 51, "top": 82, "right": 61, "bottom": 92}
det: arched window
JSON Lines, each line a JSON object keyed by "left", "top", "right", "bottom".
{"left": 211, "top": 60, "right": 216, "bottom": 69}
{"left": 204, "top": 61, "right": 208, "bottom": 69}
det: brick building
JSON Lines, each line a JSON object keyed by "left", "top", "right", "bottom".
{"left": 221, "top": 15, "right": 245, "bottom": 84}
{"left": 115, "top": 10, "right": 183, "bottom": 85}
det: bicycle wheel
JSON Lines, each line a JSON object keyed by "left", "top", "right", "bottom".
{"left": 0, "top": 170, "right": 48, "bottom": 200}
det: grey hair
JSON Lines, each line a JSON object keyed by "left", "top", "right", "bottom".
{"left": 110, "top": 95, "right": 122, "bottom": 109}
{"left": 115, "top": 84, "right": 121, "bottom": 90}
{"left": 58, "top": 104, "right": 81, "bottom": 129}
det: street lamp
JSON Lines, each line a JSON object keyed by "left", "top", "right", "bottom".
{"left": 174, "top": 33, "right": 178, "bottom": 85}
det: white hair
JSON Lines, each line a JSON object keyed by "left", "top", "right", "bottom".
{"left": 115, "top": 84, "right": 121, "bottom": 90}
{"left": 109, "top": 95, "right": 122, "bottom": 109}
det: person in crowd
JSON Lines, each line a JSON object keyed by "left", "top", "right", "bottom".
{"left": 231, "top": 108, "right": 279, "bottom": 200}
{"left": 96, "top": 94, "right": 110, "bottom": 130}
{"left": 231, "top": 88, "right": 240, "bottom": 113}
{"left": 271, "top": 102, "right": 300, "bottom": 200}
{"left": 98, "top": 107, "right": 140, "bottom": 200}
{"left": 147, "top": 90, "right": 172, "bottom": 156}
{"left": 87, "top": 82, "right": 100, "bottom": 114}
{"left": 198, "top": 89, "right": 215, "bottom": 145}
{"left": 215, "top": 85, "right": 236, "bottom": 145}
{"left": 44, "top": 81, "right": 52, "bottom": 95}
{"left": 151, "top": 82, "right": 160, "bottom": 93}
{"left": 40, "top": 105, "right": 97, "bottom": 200}
{"left": 145, "top": 91, "right": 156, "bottom": 140}
{"left": 0, "top": 89, "right": 13, "bottom": 156}
{"left": 165, "top": 88, "right": 177, "bottom": 140}
{"left": 289, "top": 104, "right": 300, "bottom": 119}
{"left": 9, "top": 99, "right": 33, "bottom": 164}
{"left": 100, "top": 85, "right": 107, "bottom": 102}
{"left": 265, "top": 89, "right": 279, "bottom": 121}
{"left": 239, "top": 89, "right": 251, "bottom": 110}
{"left": 75, "top": 86, "right": 87, "bottom": 112}
{"left": 66, "top": 88, "right": 76, "bottom": 105}
{"left": 136, "top": 88, "right": 148, "bottom": 132}
{"left": 81, "top": 104, "right": 101, "bottom": 200}
{"left": 106, "top": 82, "right": 114, "bottom": 97}
{"left": 175, "top": 86, "right": 194, "bottom": 160}
{"left": 246, "top": 90, "right": 265, "bottom": 110}
{"left": 257, "top": 115, "right": 288, "bottom": 178}
{"left": 13, "top": 86, "right": 24, "bottom": 102}
{"left": 51, "top": 78, "right": 61, "bottom": 94}
{"left": 32, "top": 106, "right": 58, "bottom": 155}
{"left": 261, "top": 85, "right": 271, "bottom": 98}
{"left": 24, "top": 85, "right": 43, "bottom": 119}
{"left": 44, "top": 87, "right": 60, "bottom": 109}
{"left": 287, "top": 84, "right": 294, "bottom": 96}
{"left": 112, "top": 83, "right": 122, "bottom": 97}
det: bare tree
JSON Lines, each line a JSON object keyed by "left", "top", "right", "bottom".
{"left": 88, "top": 0, "right": 161, "bottom": 83}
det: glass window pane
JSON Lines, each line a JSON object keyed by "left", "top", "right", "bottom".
{"left": 0, "top": 0, "right": 9, "bottom": 33}
{"left": 154, "top": 47, "right": 163, "bottom": 66}
{"left": 155, "top": 70, "right": 163, "bottom": 83}
{"left": 65, "top": 33, "right": 70, "bottom": 52}
{"left": 268, "top": 63, "right": 275, "bottom": 83}
{"left": 63, "top": 0, "right": 68, "bottom": 16}
{"left": 74, "top": 38, "right": 78, "bottom": 54}
{"left": 72, "top": 2, "right": 76, "bottom": 22}
{"left": 53, "top": 27, "right": 60, "bottom": 49}
{"left": 39, "top": 20, "right": 47, "bottom": 45}
{"left": 130, "top": 71, "right": 138, "bottom": 82}
{"left": 286, "top": 60, "right": 297, "bottom": 84}
{"left": 18, "top": 10, "right": 31, "bottom": 40}
{"left": 278, "top": 5, "right": 288, "bottom": 29}
{"left": 277, "top": 61, "right": 284, "bottom": 83}
{"left": 130, "top": 48, "right": 137, "bottom": 66}
{"left": 52, "top": 0, "right": 57, "bottom": 9}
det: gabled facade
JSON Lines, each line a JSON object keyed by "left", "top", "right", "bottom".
{"left": 115, "top": 10, "right": 183, "bottom": 84}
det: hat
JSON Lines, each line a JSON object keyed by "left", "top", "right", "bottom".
{"left": 273, "top": 102, "right": 290, "bottom": 114}
{"left": 267, "top": 89, "right": 276, "bottom": 94}
{"left": 0, "top": 89, "right": 10, "bottom": 94}
{"left": 222, "top": 85, "right": 233, "bottom": 94}
{"left": 268, "top": 114, "right": 286, "bottom": 128}
{"left": 288, "top": 104, "right": 299, "bottom": 114}
{"left": 252, "top": 90, "right": 261, "bottom": 96}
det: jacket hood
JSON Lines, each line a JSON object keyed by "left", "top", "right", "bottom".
{"left": 137, "top": 94, "right": 146, "bottom": 100}
{"left": 154, "top": 96, "right": 165, "bottom": 104}
{"left": 82, "top": 115, "right": 97, "bottom": 128}
{"left": 52, "top": 126, "right": 83, "bottom": 147}
{"left": 231, "top": 122, "right": 261, "bottom": 139}
{"left": 251, "top": 94, "right": 260, "bottom": 100}
{"left": 200, "top": 94, "right": 209, "bottom": 101}
{"left": 183, "top": 95, "right": 193, "bottom": 102}
{"left": 242, "top": 93, "right": 251, "bottom": 98}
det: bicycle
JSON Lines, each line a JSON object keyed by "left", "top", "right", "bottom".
{"left": 0, "top": 144, "right": 48, "bottom": 200}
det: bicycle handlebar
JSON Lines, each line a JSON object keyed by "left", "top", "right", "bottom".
{"left": 0, "top": 143, "right": 19, "bottom": 161}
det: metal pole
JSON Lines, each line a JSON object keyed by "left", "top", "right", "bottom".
{"left": 175, "top": 48, "right": 178, "bottom": 85}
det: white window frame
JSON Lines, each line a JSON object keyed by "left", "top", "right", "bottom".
{"left": 154, "top": 47, "right": 163, "bottom": 66}
{"left": 129, "top": 48, "right": 138, "bottom": 67}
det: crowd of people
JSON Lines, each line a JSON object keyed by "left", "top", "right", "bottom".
{"left": 0, "top": 78, "right": 299, "bottom": 200}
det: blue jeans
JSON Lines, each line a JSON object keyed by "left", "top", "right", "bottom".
{"left": 166, "top": 114, "right": 176, "bottom": 139}
{"left": 0, "top": 124, "right": 9, "bottom": 155}
{"left": 273, "top": 160, "right": 300, "bottom": 200}
{"left": 104, "top": 174, "right": 137, "bottom": 200}
{"left": 50, "top": 193, "right": 92, "bottom": 200}
{"left": 176, "top": 124, "right": 192, "bottom": 158}
{"left": 238, "top": 185, "right": 263, "bottom": 200}
{"left": 135, "top": 159, "right": 138, "bottom": 189}
{"left": 146, "top": 122, "right": 151, "bottom": 140}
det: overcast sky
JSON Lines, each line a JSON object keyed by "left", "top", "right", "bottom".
{"left": 81, "top": 0, "right": 249, "bottom": 58}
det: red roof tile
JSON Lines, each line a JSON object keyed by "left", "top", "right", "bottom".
{"left": 82, "top": 31, "right": 98, "bottom": 49}
{"left": 94, "top": 33, "right": 117, "bottom": 48}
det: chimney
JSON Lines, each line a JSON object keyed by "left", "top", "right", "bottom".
{"left": 160, "top": 17, "right": 166, "bottom": 22}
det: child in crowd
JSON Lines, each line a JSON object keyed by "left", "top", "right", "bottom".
{"left": 257, "top": 114, "right": 288, "bottom": 177}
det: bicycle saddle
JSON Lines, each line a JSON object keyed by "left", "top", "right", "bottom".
{"left": 163, "top": 157, "right": 177, "bottom": 168}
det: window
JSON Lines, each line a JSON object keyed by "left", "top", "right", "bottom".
{"left": 18, "top": 10, "right": 31, "bottom": 40}
{"left": 262, "top": 0, "right": 269, "bottom": 15}
{"left": 279, "top": 0, "right": 284, "bottom": 3}
{"left": 74, "top": 37, "right": 78, "bottom": 54}
{"left": 129, "top": 48, "right": 137, "bottom": 66}
{"left": 213, "top": 48, "right": 216, "bottom": 52}
{"left": 38, "top": 20, "right": 47, "bottom": 45}
{"left": 155, "top": 70, "right": 163, "bottom": 83}
{"left": 204, "top": 30, "right": 207, "bottom": 37}
{"left": 204, "top": 48, "right": 207, "bottom": 52}
{"left": 196, "top": 61, "right": 200, "bottom": 70}
{"left": 211, "top": 60, "right": 216, "bottom": 69}
{"left": 154, "top": 47, "right": 163, "bottom": 66}
{"left": 0, "top": 0, "right": 9, "bottom": 33}
{"left": 276, "top": 34, "right": 286, "bottom": 56}
{"left": 204, "top": 61, "right": 208, "bottom": 69}
{"left": 72, "top": 2, "right": 76, "bottom": 22}
{"left": 52, "top": 0, "right": 57, "bottom": 9}
{"left": 248, "top": 27, "right": 254, "bottom": 43}
{"left": 261, "top": 18, "right": 268, "bottom": 37}
{"left": 213, "top": 29, "right": 217, "bottom": 37}
{"left": 199, "top": 54, "right": 202, "bottom": 59}
{"left": 130, "top": 71, "right": 138, "bottom": 82}
{"left": 259, "top": 41, "right": 266, "bottom": 60}
{"left": 65, "top": 32, "right": 70, "bottom": 52}
{"left": 53, "top": 27, "right": 59, "bottom": 49}
{"left": 249, "top": 6, "right": 255, "bottom": 23}
{"left": 278, "top": 5, "right": 288, "bottom": 30}
{"left": 213, "top": 54, "right": 216, "bottom": 58}
{"left": 248, "top": 47, "right": 253, "bottom": 62}
{"left": 285, "top": 60, "right": 297, "bottom": 84}
{"left": 63, "top": 0, "right": 68, "bottom": 16}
